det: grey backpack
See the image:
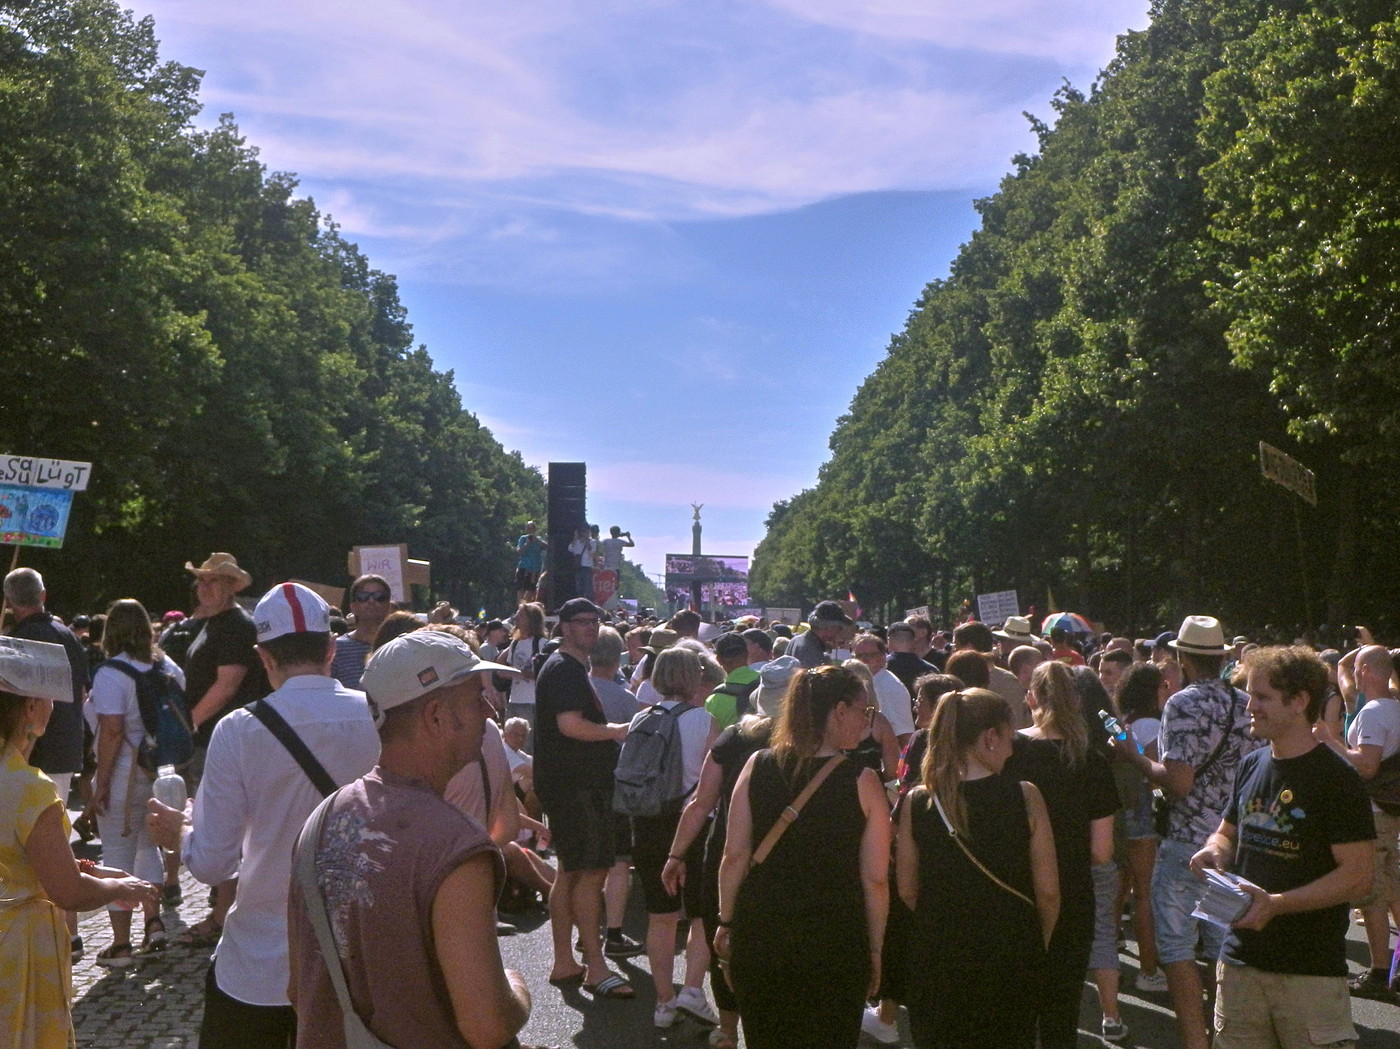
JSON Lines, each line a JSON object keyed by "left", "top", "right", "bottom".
{"left": 613, "top": 703, "right": 690, "bottom": 817}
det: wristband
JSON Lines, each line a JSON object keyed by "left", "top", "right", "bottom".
{"left": 666, "top": 854, "right": 683, "bottom": 862}
{"left": 716, "top": 918, "right": 733, "bottom": 928}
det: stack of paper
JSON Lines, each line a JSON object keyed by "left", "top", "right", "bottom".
{"left": 0, "top": 636, "right": 74, "bottom": 703}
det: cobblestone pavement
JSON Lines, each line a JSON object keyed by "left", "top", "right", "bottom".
{"left": 71, "top": 861, "right": 210, "bottom": 1049}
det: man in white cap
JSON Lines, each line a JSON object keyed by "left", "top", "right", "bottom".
{"left": 147, "top": 582, "right": 380, "bottom": 1049}
{"left": 286, "top": 629, "right": 534, "bottom": 1049}
{"left": 1112, "top": 614, "right": 1264, "bottom": 1049}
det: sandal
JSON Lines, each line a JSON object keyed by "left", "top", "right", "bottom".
{"left": 138, "top": 916, "right": 168, "bottom": 954}
{"left": 174, "top": 915, "right": 222, "bottom": 948}
{"left": 94, "top": 943, "right": 135, "bottom": 969}
{"left": 547, "top": 968, "right": 586, "bottom": 988}
{"left": 582, "top": 973, "right": 635, "bottom": 999}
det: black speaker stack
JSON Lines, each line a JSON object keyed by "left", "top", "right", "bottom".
{"left": 547, "top": 461, "right": 586, "bottom": 606}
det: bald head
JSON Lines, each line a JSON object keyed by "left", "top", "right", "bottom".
{"left": 1357, "top": 645, "right": 1396, "bottom": 697}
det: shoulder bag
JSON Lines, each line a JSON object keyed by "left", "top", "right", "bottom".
{"left": 928, "top": 787, "right": 1035, "bottom": 909}
{"left": 751, "top": 753, "right": 847, "bottom": 865}
{"left": 295, "top": 795, "right": 395, "bottom": 1049}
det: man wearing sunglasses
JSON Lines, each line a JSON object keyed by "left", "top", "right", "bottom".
{"left": 331, "top": 574, "right": 393, "bottom": 690}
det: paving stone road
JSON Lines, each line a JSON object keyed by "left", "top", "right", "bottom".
{"left": 66, "top": 825, "right": 1400, "bottom": 1048}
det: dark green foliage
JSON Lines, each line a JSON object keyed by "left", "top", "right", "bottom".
{"left": 0, "top": 0, "right": 544, "bottom": 614}
{"left": 753, "top": 0, "right": 1399, "bottom": 635}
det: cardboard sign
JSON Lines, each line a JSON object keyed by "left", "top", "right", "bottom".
{"left": 0, "top": 484, "right": 74, "bottom": 548}
{"left": 903, "top": 606, "right": 931, "bottom": 622}
{"left": 976, "top": 590, "right": 1020, "bottom": 626}
{"left": 764, "top": 607, "right": 801, "bottom": 626}
{"left": 354, "top": 545, "right": 407, "bottom": 603}
{"left": 1259, "top": 442, "right": 1317, "bottom": 507}
{"left": 0, "top": 455, "right": 92, "bottom": 491}
{"left": 0, "top": 636, "right": 75, "bottom": 703}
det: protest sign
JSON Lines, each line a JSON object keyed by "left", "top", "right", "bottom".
{"left": 976, "top": 590, "right": 1020, "bottom": 626}
{"left": 0, "top": 485, "right": 74, "bottom": 548}
{"left": 0, "top": 455, "right": 92, "bottom": 491}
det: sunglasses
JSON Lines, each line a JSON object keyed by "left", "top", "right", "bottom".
{"left": 353, "top": 591, "right": 390, "bottom": 603}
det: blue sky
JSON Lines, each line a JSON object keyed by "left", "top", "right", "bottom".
{"left": 127, "top": 0, "right": 1151, "bottom": 584}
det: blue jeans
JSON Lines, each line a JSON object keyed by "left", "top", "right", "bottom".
{"left": 1152, "top": 837, "right": 1225, "bottom": 966}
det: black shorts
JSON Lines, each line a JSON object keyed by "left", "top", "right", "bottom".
{"left": 613, "top": 811, "right": 633, "bottom": 860}
{"left": 515, "top": 567, "right": 539, "bottom": 590}
{"left": 632, "top": 807, "right": 706, "bottom": 916}
{"left": 542, "top": 786, "right": 616, "bottom": 872}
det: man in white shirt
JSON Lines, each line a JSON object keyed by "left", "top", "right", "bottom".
{"left": 851, "top": 634, "right": 914, "bottom": 746}
{"left": 148, "top": 583, "right": 381, "bottom": 1048}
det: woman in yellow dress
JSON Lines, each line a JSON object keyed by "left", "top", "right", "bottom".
{"left": 1, "top": 677, "right": 157, "bottom": 1049}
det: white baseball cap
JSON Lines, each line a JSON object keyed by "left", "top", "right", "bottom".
{"left": 361, "top": 630, "right": 518, "bottom": 718}
{"left": 254, "top": 582, "right": 331, "bottom": 643}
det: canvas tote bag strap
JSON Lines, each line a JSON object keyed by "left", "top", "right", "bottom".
{"left": 295, "top": 795, "right": 395, "bottom": 1049}
{"left": 752, "top": 754, "right": 847, "bottom": 866}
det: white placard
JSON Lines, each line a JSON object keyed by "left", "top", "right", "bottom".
{"left": 357, "top": 545, "right": 406, "bottom": 603}
{"left": 0, "top": 636, "right": 75, "bottom": 703}
{"left": 0, "top": 455, "right": 92, "bottom": 491}
{"left": 976, "top": 590, "right": 1020, "bottom": 626}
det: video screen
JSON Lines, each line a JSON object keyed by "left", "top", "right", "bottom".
{"left": 665, "top": 554, "right": 749, "bottom": 610}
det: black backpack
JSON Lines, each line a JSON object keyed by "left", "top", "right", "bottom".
{"left": 100, "top": 658, "right": 195, "bottom": 776}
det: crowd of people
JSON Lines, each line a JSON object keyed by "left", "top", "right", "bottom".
{"left": 2, "top": 551, "right": 1398, "bottom": 1049}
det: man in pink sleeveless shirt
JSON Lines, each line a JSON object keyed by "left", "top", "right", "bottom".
{"left": 288, "top": 630, "right": 536, "bottom": 1049}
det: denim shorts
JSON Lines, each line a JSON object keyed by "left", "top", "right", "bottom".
{"left": 1121, "top": 781, "right": 1158, "bottom": 841}
{"left": 1152, "top": 837, "right": 1225, "bottom": 966}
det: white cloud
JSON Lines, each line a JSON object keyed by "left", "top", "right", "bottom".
{"left": 134, "top": 0, "right": 1145, "bottom": 225}
{"left": 760, "top": 0, "right": 1152, "bottom": 63}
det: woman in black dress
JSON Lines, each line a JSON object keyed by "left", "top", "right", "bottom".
{"left": 1004, "top": 661, "right": 1120, "bottom": 1049}
{"left": 714, "top": 666, "right": 891, "bottom": 1049}
{"left": 896, "top": 688, "right": 1060, "bottom": 1049}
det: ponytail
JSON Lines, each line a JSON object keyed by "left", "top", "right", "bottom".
{"left": 1029, "top": 661, "right": 1087, "bottom": 766}
{"left": 921, "top": 688, "right": 1010, "bottom": 838}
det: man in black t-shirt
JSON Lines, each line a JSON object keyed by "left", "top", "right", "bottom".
{"left": 533, "top": 598, "right": 633, "bottom": 997}
{"left": 1191, "top": 646, "right": 1374, "bottom": 1049}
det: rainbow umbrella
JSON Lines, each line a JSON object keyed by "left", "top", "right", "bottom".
{"left": 1041, "top": 611, "right": 1093, "bottom": 636}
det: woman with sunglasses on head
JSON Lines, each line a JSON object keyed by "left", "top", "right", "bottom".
{"left": 897, "top": 688, "right": 1059, "bottom": 1049}
{"left": 715, "top": 665, "right": 891, "bottom": 1049}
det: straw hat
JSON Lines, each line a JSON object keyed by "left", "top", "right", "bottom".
{"left": 184, "top": 552, "right": 252, "bottom": 592}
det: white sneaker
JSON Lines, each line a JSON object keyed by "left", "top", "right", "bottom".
{"left": 654, "top": 999, "right": 679, "bottom": 1029}
{"left": 1135, "top": 968, "right": 1169, "bottom": 993}
{"left": 675, "top": 985, "right": 720, "bottom": 1026}
{"left": 861, "top": 1005, "right": 900, "bottom": 1045}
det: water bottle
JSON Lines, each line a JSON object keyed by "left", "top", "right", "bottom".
{"left": 1099, "top": 710, "right": 1131, "bottom": 745}
{"left": 152, "top": 764, "right": 188, "bottom": 857}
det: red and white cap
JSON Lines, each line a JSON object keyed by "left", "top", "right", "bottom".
{"left": 254, "top": 582, "right": 331, "bottom": 643}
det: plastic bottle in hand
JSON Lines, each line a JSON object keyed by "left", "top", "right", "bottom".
{"left": 152, "top": 765, "right": 187, "bottom": 856}
{"left": 1099, "top": 710, "right": 1140, "bottom": 751}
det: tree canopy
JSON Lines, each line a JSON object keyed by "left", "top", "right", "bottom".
{"left": 751, "top": 0, "right": 1400, "bottom": 637}
{"left": 1, "top": 0, "right": 545, "bottom": 613}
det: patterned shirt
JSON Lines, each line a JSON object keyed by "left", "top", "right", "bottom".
{"left": 1158, "top": 677, "right": 1265, "bottom": 846}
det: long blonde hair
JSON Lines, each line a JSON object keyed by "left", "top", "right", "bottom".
{"left": 1029, "top": 660, "right": 1087, "bottom": 766}
{"left": 921, "top": 688, "right": 1010, "bottom": 838}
